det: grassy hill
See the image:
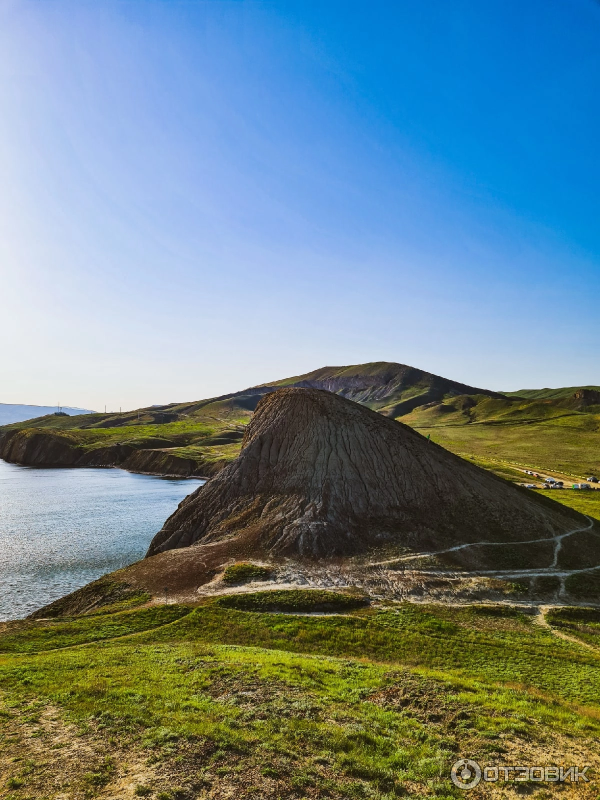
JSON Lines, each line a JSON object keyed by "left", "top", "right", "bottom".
{"left": 0, "top": 404, "right": 251, "bottom": 476}
{"left": 402, "top": 393, "right": 600, "bottom": 478}
{"left": 257, "top": 361, "right": 501, "bottom": 415}
{"left": 3, "top": 366, "right": 600, "bottom": 796}
{"left": 0, "top": 362, "right": 500, "bottom": 477}
{"left": 1, "top": 362, "right": 598, "bottom": 481}
{"left": 2, "top": 595, "right": 600, "bottom": 798}
{"left": 0, "top": 403, "right": 95, "bottom": 426}
{"left": 505, "top": 385, "right": 600, "bottom": 401}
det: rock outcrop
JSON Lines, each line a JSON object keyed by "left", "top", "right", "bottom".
{"left": 0, "top": 429, "right": 85, "bottom": 467}
{"left": 572, "top": 388, "right": 600, "bottom": 408}
{"left": 147, "top": 388, "right": 586, "bottom": 563}
{"left": 0, "top": 429, "right": 218, "bottom": 477}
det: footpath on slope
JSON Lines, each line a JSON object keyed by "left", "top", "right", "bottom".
{"left": 534, "top": 605, "right": 600, "bottom": 654}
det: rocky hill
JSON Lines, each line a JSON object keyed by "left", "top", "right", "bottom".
{"left": 247, "top": 361, "right": 501, "bottom": 416}
{"left": 2, "top": 362, "right": 598, "bottom": 480}
{"left": 0, "top": 361, "right": 500, "bottom": 476}
{"left": 34, "top": 386, "right": 600, "bottom": 616}
{"left": 147, "top": 388, "right": 588, "bottom": 566}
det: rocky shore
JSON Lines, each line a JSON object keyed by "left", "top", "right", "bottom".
{"left": 0, "top": 428, "right": 226, "bottom": 478}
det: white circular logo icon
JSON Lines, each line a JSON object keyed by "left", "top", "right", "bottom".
{"left": 451, "top": 759, "right": 482, "bottom": 790}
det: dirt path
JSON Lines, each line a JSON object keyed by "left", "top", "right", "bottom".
{"left": 533, "top": 605, "right": 600, "bottom": 653}
{"left": 372, "top": 516, "right": 595, "bottom": 568}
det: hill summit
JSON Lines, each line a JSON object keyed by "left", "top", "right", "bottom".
{"left": 222, "top": 360, "right": 502, "bottom": 417}
{"left": 147, "top": 387, "right": 584, "bottom": 564}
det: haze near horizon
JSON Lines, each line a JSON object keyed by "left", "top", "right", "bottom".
{"left": 1, "top": 0, "right": 599, "bottom": 411}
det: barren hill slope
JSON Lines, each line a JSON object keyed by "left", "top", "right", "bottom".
{"left": 147, "top": 388, "right": 589, "bottom": 566}
{"left": 249, "top": 361, "right": 501, "bottom": 416}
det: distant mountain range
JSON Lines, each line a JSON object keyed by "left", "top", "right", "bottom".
{"left": 0, "top": 404, "right": 95, "bottom": 426}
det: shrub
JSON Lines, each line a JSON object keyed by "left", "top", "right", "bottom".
{"left": 214, "top": 589, "right": 369, "bottom": 613}
{"left": 505, "top": 581, "right": 529, "bottom": 595}
{"left": 222, "top": 563, "right": 272, "bottom": 585}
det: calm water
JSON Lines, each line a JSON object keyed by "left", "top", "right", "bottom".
{"left": 0, "top": 459, "right": 203, "bottom": 621}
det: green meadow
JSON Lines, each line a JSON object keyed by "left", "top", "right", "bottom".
{"left": 405, "top": 401, "right": 600, "bottom": 478}
{"left": 2, "top": 596, "right": 600, "bottom": 799}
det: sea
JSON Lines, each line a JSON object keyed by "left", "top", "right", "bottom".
{"left": 0, "top": 459, "right": 203, "bottom": 621}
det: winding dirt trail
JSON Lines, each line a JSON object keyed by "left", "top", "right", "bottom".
{"left": 373, "top": 516, "right": 595, "bottom": 567}
{"left": 534, "top": 605, "right": 600, "bottom": 653}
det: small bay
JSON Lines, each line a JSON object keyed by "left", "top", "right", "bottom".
{"left": 0, "top": 459, "right": 203, "bottom": 621}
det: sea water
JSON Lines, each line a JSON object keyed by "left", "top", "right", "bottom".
{"left": 0, "top": 459, "right": 203, "bottom": 621}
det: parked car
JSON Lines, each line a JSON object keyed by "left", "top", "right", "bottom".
{"left": 586, "top": 476, "right": 598, "bottom": 483}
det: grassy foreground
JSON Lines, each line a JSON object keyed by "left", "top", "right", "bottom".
{"left": 2, "top": 597, "right": 600, "bottom": 799}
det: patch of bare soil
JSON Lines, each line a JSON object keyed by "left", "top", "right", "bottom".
{"left": 369, "top": 675, "right": 600, "bottom": 799}
{"left": 470, "top": 733, "right": 600, "bottom": 800}
{"left": 191, "top": 560, "right": 536, "bottom": 609}
{"left": 0, "top": 701, "right": 159, "bottom": 800}
{"left": 0, "top": 696, "right": 403, "bottom": 799}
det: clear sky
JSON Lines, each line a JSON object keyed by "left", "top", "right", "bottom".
{"left": 1, "top": 0, "right": 599, "bottom": 411}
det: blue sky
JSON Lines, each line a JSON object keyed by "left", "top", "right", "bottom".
{"left": 1, "top": 0, "right": 598, "bottom": 410}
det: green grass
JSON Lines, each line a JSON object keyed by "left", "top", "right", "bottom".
{"left": 542, "top": 488, "right": 600, "bottom": 521}
{"left": 504, "top": 386, "right": 600, "bottom": 400}
{"left": 221, "top": 563, "right": 273, "bottom": 585}
{"left": 564, "top": 570, "right": 600, "bottom": 600}
{"left": 3, "top": 599, "right": 600, "bottom": 797}
{"left": 0, "top": 606, "right": 189, "bottom": 654}
{"left": 405, "top": 398, "right": 600, "bottom": 477}
{"left": 214, "top": 589, "right": 369, "bottom": 612}
{"left": 143, "top": 602, "right": 600, "bottom": 706}
{"left": 0, "top": 604, "right": 600, "bottom": 798}
{"left": 547, "top": 606, "right": 600, "bottom": 649}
